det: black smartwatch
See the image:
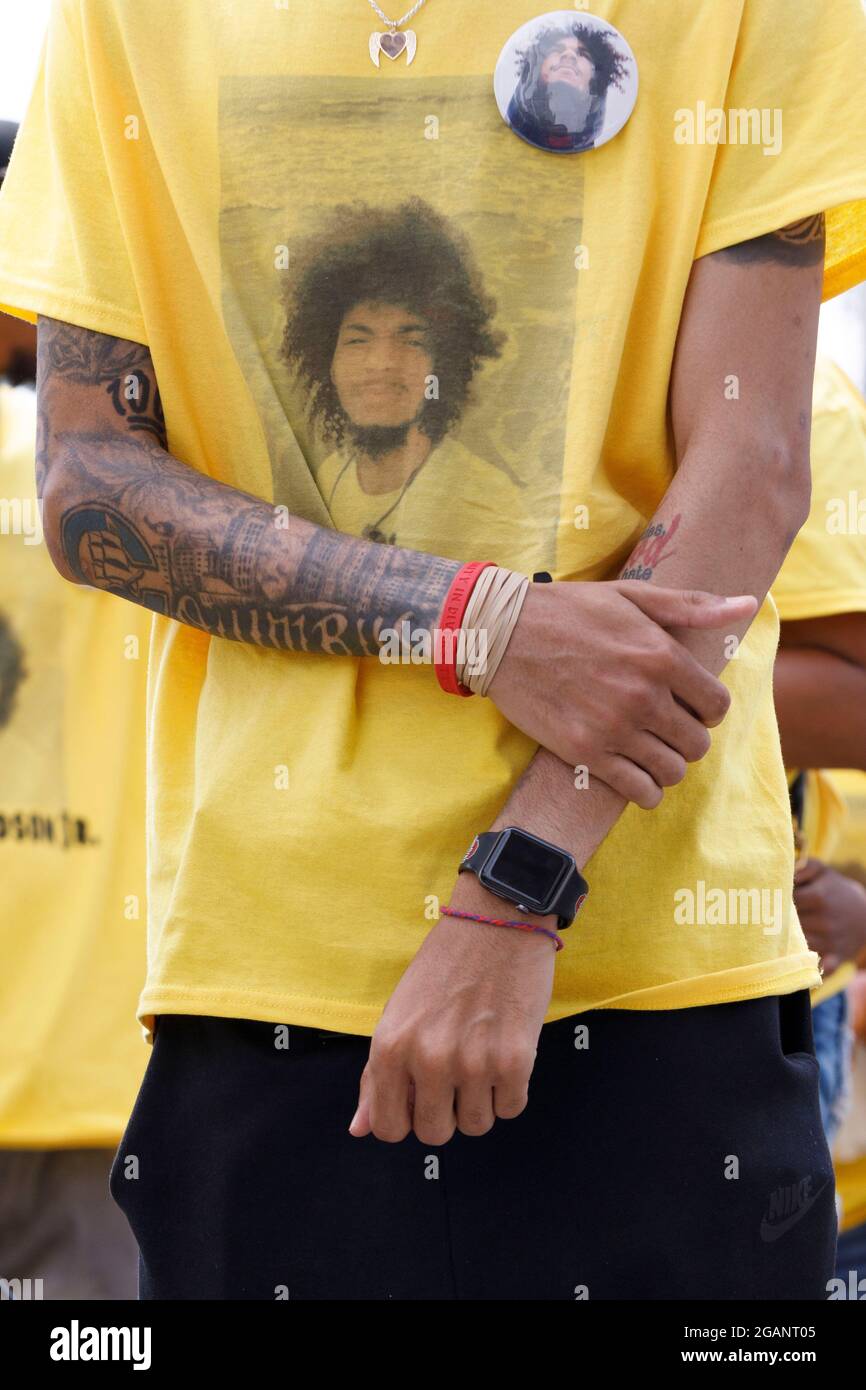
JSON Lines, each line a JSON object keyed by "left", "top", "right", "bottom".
{"left": 458, "top": 826, "right": 589, "bottom": 929}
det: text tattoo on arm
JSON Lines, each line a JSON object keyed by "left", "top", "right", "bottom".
{"left": 620, "top": 514, "right": 682, "bottom": 581}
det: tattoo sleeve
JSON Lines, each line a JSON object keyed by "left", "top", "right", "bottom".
{"left": 36, "top": 318, "right": 459, "bottom": 655}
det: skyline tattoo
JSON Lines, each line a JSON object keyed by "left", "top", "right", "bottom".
{"left": 37, "top": 318, "right": 459, "bottom": 655}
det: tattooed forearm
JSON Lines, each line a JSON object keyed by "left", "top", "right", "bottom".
{"left": 37, "top": 317, "right": 153, "bottom": 383}
{"left": 53, "top": 434, "right": 458, "bottom": 654}
{"left": 716, "top": 213, "right": 826, "bottom": 267}
{"left": 37, "top": 319, "right": 458, "bottom": 655}
{"left": 37, "top": 316, "right": 167, "bottom": 461}
{"left": 619, "top": 514, "right": 681, "bottom": 581}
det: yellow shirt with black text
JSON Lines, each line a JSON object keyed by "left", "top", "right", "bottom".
{"left": 773, "top": 358, "right": 866, "bottom": 1006}
{"left": 0, "top": 382, "right": 149, "bottom": 1145}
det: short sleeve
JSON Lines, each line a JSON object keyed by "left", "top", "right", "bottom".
{"left": 694, "top": 0, "right": 866, "bottom": 301}
{"left": 0, "top": 0, "right": 146, "bottom": 342}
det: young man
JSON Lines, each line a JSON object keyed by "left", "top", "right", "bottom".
{"left": 1, "top": 1, "right": 865, "bottom": 1300}
{"left": 828, "top": 782, "right": 866, "bottom": 1289}
{"left": 772, "top": 355, "right": 866, "bottom": 1141}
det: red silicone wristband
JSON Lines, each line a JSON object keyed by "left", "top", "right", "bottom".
{"left": 434, "top": 561, "right": 495, "bottom": 696}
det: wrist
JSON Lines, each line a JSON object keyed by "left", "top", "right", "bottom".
{"left": 434, "top": 561, "right": 533, "bottom": 698}
{"left": 433, "top": 560, "right": 495, "bottom": 696}
{"left": 490, "top": 741, "right": 628, "bottom": 873}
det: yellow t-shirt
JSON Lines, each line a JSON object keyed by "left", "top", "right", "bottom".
{"left": 828, "top": 770, "right": 866, "bottom": 874}
{"left": 774, "top": 357, "right": 866, "bottom": 1004}
{"left": 832, "top": 1011, "right": 866, "bottom": 1238}
{"left": 822, "top": 772, "right": 866, "bottom": 1230}
{"left": 794, "top": 768, "right": 853, "bottom": 1004}
{"left": 775, "top": 358, "right": 866, "bottom": 623}
{"left": 836, "top": 1153, "right": 866, "bottom": 1234}
{"left": 0, "top": 383, "right": 149, "bottom": 1145}
{"left": 2, "top": 1, "right": 866, "bottom": 1039}
{"left": 318, "top": 437, "right": 541, "bottom": 569}
{"left": 787, "top": 769, "right": 847, "bottom": 874}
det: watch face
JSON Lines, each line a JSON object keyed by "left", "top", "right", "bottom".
{"left": 482, "top": 829, "right": 569, "bottom": 909}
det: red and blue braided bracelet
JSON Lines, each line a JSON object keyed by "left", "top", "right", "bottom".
{"left": 439, "top": 904, "right": 564, "bottom": 951}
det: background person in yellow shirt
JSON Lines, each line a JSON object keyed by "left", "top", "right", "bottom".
{"left": 2, "top": 2, "right": 866, "bottom": 1300}
{"left": 0, "top": 121, "right": 149, "bottom": 1301}
{"left": 773, "top": 357, "right": 866, "bottom": 1144}
{"left": 835, "top": 972, "right": 866, "bottom": 1292}
{"left": 826, "top": 780, "right": 866, "bottom": 1291}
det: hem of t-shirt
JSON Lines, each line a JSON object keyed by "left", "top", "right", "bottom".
{"left": 0, "top": 1120, "right": 132, "bottom": 1149}
{"left": 0, "top": 267, "right": 147, "bottom": 345}
{"left": 694, "top": 177, "right": 866, "bottom": 301}
{"left": 555, "top": 955, "right": 822, "bottom": 1014}
{"left": 137, "top": 956, "right": 821, "bottom": 1041}
{"left": 772, "top": 589, "right": 866, "bottom": 622}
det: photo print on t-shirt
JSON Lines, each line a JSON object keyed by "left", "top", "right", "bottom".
{"left": 218, "top": 75, "right": 587, "bottom": 571}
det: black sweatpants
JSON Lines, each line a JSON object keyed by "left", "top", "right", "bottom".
{"left": 109, "top": 989, "right": 836, "bottom": 1300}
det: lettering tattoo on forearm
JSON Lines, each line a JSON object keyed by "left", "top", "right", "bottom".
{"left": 620, "top": 513, "right": 682, "bottom": 581}
{"left": 38, "top": 319, "right": 458, "bottom": 655}
{"left": 716, "top": 213, "right": 826, "bottom": 267}
{"left": 54, "top": 434, "right": 458, "bottom": 654}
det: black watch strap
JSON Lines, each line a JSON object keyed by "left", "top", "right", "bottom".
{"left": 460, "top": 831, "right": 500, "bottom": 873}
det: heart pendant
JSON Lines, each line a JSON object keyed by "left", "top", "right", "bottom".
{"left": 369, "top": 29, "right": 417, "bottom": 67}
{"left": 381, "top": 31, "right": 406, "bottom": 59}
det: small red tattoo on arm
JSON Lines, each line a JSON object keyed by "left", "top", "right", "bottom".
{"left": 620, "top": 513, "right": 682, "bottom": 580}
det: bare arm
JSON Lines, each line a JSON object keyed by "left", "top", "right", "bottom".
{"left": 775, "top": 612, "right": 866, "bottom": 770}
{"left": 38, "top": 314, "right": 738, "bottom": 798}
{"left": 482, "top": 215, "right": 824, "bottom": 874}
{"left": 36, "top": 317, "right": 459, "bottom": 654}
{"left": 350, "top": 214, "right": 825, "bottom": 1146}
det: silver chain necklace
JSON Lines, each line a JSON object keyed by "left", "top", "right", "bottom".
{"left": 367, "top": 0, "right": 429, "bottom": 67}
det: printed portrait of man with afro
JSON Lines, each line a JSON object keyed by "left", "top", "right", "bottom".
{"left": 281, "top": 197, "right": 539, "bottom": 569}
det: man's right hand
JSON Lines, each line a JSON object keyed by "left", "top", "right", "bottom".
{"left": 489, "top": 580, "right": 756, "bottom": 808}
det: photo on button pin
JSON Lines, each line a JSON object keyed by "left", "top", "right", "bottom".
{"left": 494, "top": 11, "right": 638, "bottom": 154}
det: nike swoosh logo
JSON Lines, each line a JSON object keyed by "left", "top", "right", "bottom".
{"left": 759, "top": 1181, "right": 830, "bottom": 1243}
